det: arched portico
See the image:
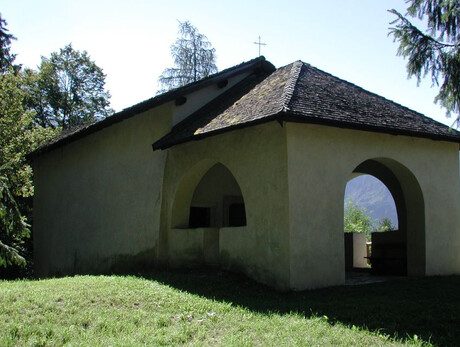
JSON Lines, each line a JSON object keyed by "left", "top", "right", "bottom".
{"left": 283, "top": 122, "right": 455, "bottom": 290}
{"left": 345, "top": 158, "right": 425, "bottom": 276}
{"left": 160, "top": 120, "right": 459, "bottom": 291}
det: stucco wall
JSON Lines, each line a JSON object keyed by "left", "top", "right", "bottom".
{"left": 168, "top": 228, "right": 219, "bottom": 266}
{"left": 286, "top": 123, "right": 460, "bottom": 290}
{"left": 34, "top": 96, "right": 460, "bottom": 291}
{"left": 33, "top": 104, "right": 172, "bottom": 276}
{"left": 160, "top": 121, "right": 291, "bottom": 290}
{"left": 32, "top": 70, "right": 257, "bottom": 277}
{"left": 344, "top": 232, "right": 367, "bottom": 270}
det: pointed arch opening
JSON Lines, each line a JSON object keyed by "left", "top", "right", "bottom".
{"left": 188, "top": 163, "right": 247, "bottom": 228}
{"left": 168, "top": 162, "right": 247, "bottom": 267}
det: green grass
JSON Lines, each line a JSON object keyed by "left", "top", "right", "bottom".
{"left": 0, "top": 271, "right": 459, "bottom": 346}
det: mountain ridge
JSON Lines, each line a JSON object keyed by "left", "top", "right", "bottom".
{"left": 344, "top": 175, "right": 398, "bottom": 227}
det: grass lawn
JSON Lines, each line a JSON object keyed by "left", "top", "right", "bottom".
{"left": 0, "top": 270, "right": 459, "bottom": 346}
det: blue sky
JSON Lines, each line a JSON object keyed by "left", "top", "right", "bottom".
{"left": 2, "top": 1, "right": 453, "bottom": 126}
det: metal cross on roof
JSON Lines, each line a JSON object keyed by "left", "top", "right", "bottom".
{"left": 253, "top": 36, "right": 266, "bottom": 56}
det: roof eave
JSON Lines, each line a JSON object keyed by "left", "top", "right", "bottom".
{"left": 153, "top": 111, "right": 460, "bottom": 150}
{"left": 280, "top": 113, "right": 460, "bottom": 144}
{"left": 152, "top": 112, "right": 282, "bottom": 150}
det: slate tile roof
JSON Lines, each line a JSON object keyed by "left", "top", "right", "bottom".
{"left": 153, "top": 61, "right": 460, "bottom": 150}
{"left": 287, "top": 62, "right": 458, "bottom": 139}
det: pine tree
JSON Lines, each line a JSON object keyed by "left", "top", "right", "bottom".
{"left": 0, "top": 71, "right": 57, "bottom": 270}
{"left": 0, "top": 16, "right": 57, "bottom": 271}
{"left": 158, "top": 21, "right": 217, "bottom": 93}
{"left": 0, "top": 13, "right": 17, "bottom": 73}
{"left": 389, "top": 1, "right": 460, "bottom": 126}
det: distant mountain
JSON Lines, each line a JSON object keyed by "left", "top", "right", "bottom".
{"left": 344, "top": 175, "right": 398, "bottom": 228}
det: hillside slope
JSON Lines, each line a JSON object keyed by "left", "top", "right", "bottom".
{"left": 344, "top": 175, "right": 398, "bottom": 227}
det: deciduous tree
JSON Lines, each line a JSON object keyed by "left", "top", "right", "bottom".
{"left": 0, "top": 70, "right": 57, "bottom": 268}
{"left": 344, "top": 199, "right": 374, "bottom": 238}
{"left": 375, "top": 217, "right": 396, "bottom": 232}
{"left": 33, "top": 44, "right": 113, "bottom": 129}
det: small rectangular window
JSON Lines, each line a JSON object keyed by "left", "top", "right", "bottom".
{"left": 228, "top": 203, "right": 246, "bottom": 227}
{"left": 189, "top": 207, "right": 211, "bottom": 228}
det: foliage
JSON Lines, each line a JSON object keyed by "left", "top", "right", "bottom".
{"left": 0, "top": 16, "right": 110, "bottom": 270}
{"left": 376, "top": 217, "right": 396, "bottom": 232}
{"left": 32, "top": 44, "right": 113, "bottom": 129}
{"left": 0, "top": 165, "right": 28, "bottom": 267}
{"left": 389, "top": 1, "right": 460, "bottom": 126}
{"left": 0, "top": 13, "right": 16, "bottom": 73}
{"left": 344, "top": 199, "right": 373, "bottom": 236}
{"left": 3, "top": 273, "right": 458, "bottom": 346}
{"left": 158, "top": 20, "right": 218, "bottom": 93}
{"left": 0, "top": 69, "right": 57, "bottom": 268}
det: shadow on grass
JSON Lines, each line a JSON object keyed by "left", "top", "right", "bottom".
{"left": 140, "top": 269, "right": 459, "bottom": 346}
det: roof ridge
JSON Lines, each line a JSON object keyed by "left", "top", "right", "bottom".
{"left": 153, "top": 69, "right": 274, "bottom": 150}
{"left": 280, "top": 60, "right": 303, "bottom": 112}
{"left": 120, "top": 56, "right": 268, "bottom": 115}
{"left": 170, "top": 73, "right": 263, "bottom": 132}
